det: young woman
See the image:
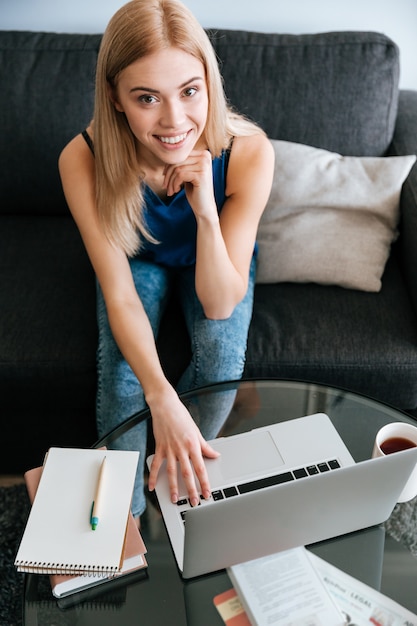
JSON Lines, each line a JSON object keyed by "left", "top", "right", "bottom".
{"left": 59, "top": 0, "right": 274, "bottom": 518}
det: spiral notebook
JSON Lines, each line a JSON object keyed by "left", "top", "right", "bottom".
{"left": 23, "top": 462, "right": 147, "bottom": 599}
{"left": 15, "top": 447, "right": 139, "bottom": 576}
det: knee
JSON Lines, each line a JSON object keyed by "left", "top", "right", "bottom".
{"left": 195, "top": 319, "right": 248, "bottom": 379}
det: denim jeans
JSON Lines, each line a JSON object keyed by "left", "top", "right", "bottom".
{"left": 96, "top": 256, "right": 256, "bottom": 516}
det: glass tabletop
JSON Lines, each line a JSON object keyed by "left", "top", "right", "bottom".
{"left": 24, "top": 379, "right": 417, "bottom": 625}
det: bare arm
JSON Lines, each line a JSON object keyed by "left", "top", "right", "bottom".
{"left": 58, "top": 134, "right": 219, "bottom": 507}
{"left": 59, "top": 135, "right": 164, "bottom": 394}
{"left": 164, "top": 133, "right": 275, "bottom": 319}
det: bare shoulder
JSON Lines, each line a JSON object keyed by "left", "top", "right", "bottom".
{"left": 226, "top": 133, "right": 274, "bottom": 198}
{"left": 58, "top": 129, "right": 94, "bottom": 175}
{"left": 58, "top": 129, "right": 97, "bottom": 226}
{"left": 231, "top": 133, "right": 274, "bottom": 165}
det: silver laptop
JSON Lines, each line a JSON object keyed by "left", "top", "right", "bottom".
{"left": 147, "top": 413, "right": 417, "bottom": 579}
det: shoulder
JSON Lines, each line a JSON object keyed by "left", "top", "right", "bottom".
{"left": 231, "top": 133, "right": 274, "bottom": 162}
{"left": 58, "top": 128, "right": 97, "bottom": 225}
{"left": 58, "top": 127, "right": 95, "bottom": 177}
{"left": 228, "top": 133, "right": 275, "bottom": 178}
{"left": 226, "top": 133, "right": 274, "bottom": 194}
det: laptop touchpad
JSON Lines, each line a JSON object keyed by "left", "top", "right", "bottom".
{"left": 212, "top": 431, "right": 284, "bottom": 481}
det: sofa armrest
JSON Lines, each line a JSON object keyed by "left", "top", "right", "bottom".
{"left": 389, "top": 90, "right": 417, "bottom": 315}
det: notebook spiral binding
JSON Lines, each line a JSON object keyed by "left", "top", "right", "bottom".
{"left": 15, "top": 560, "right": 119, "bottom": 576}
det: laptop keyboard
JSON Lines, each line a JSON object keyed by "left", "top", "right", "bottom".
{"left": 177, "top": 459, "right": 341, "bottom": 522}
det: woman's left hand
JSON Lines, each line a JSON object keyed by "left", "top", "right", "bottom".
{"left": 163, "top": 150, "right": 217, "bottom": 220}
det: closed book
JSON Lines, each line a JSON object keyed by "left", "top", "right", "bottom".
{"left": 15, "top": 447, "right": 139, "bottom": 577}
{"left": 214, "top": 588, "right": 251, "bottom": 625}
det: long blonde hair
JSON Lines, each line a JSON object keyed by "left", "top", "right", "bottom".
{"left": 94, "top": 0, "right": 263, "bottom": 256}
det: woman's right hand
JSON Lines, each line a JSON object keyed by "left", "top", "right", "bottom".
{"left": 147, "top": 386, "right": 220, "bottom": 507}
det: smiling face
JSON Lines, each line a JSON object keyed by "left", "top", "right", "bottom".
{"left": 112, "top": 47, "right": 209, "bottom": 170}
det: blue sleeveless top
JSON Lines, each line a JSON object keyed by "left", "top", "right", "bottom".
{"left": 81, "top": 130, "right": 230, "bottom": 267}
{"left": 139, "top": 150, "right": 230, "bottom": 267}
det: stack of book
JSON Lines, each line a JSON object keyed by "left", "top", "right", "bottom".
{"left": 15, "top": 447, "right": 147, "bottom": 599}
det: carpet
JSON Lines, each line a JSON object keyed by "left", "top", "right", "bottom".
{"left": 0, "top": 484, "right": 30, "bottom": 626}
{"left": 385, "top": 497, "right": 417, "bottom": 555}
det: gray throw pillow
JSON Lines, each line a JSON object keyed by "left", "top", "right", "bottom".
{"left": 256, "top": 141, "right": 416, "bottom": 291}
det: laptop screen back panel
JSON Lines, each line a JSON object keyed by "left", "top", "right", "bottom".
{"left": 182, "top": 448, "right": 417, "bottom": 578}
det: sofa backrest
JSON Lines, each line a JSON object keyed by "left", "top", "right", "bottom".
{"left": 0, "top": 29, "right": 399, "bottom": 216}
{"left": 0, "top": 31, "right": 101, "bottom": 216}
{"left": 209, "top": 30, "right": 399, "bottom": 157}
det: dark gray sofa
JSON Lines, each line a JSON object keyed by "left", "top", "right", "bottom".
{"left": 1, "top": 29, "right": 417, "bottom": 473}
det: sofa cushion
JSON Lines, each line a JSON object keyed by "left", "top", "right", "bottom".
{"left": 209, "top": 30, "right": 399, "bottom": 156}
{"left": 0, "top": 215, "right": 97, "bottom": 409}
{"left": 0, "top": 213, "right": 99, "bottom": 472}
{"left": 256, "top": 140, "right": 416, "bottom": 291}
{"left": 245, "top": 256, "right": 417, "bottom": 409}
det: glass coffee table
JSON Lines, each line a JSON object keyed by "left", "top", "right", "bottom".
{"left": 24, "top": 379, "right": 417, "bottom": 624}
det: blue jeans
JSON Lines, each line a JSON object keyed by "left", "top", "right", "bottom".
{"left": 96, "top": 256, "right": 256, "bottom": 516}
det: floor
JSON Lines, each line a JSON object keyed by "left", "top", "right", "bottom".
{"left": 0, "top": 475, "right": 25, "bottom": 487}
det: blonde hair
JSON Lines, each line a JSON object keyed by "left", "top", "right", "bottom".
{"left": 94, "top": 0, "right": 263, "bottom": 256}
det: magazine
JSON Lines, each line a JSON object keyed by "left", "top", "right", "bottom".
{"left": 214, "top": 547, "right": 417, "bottom": 626}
